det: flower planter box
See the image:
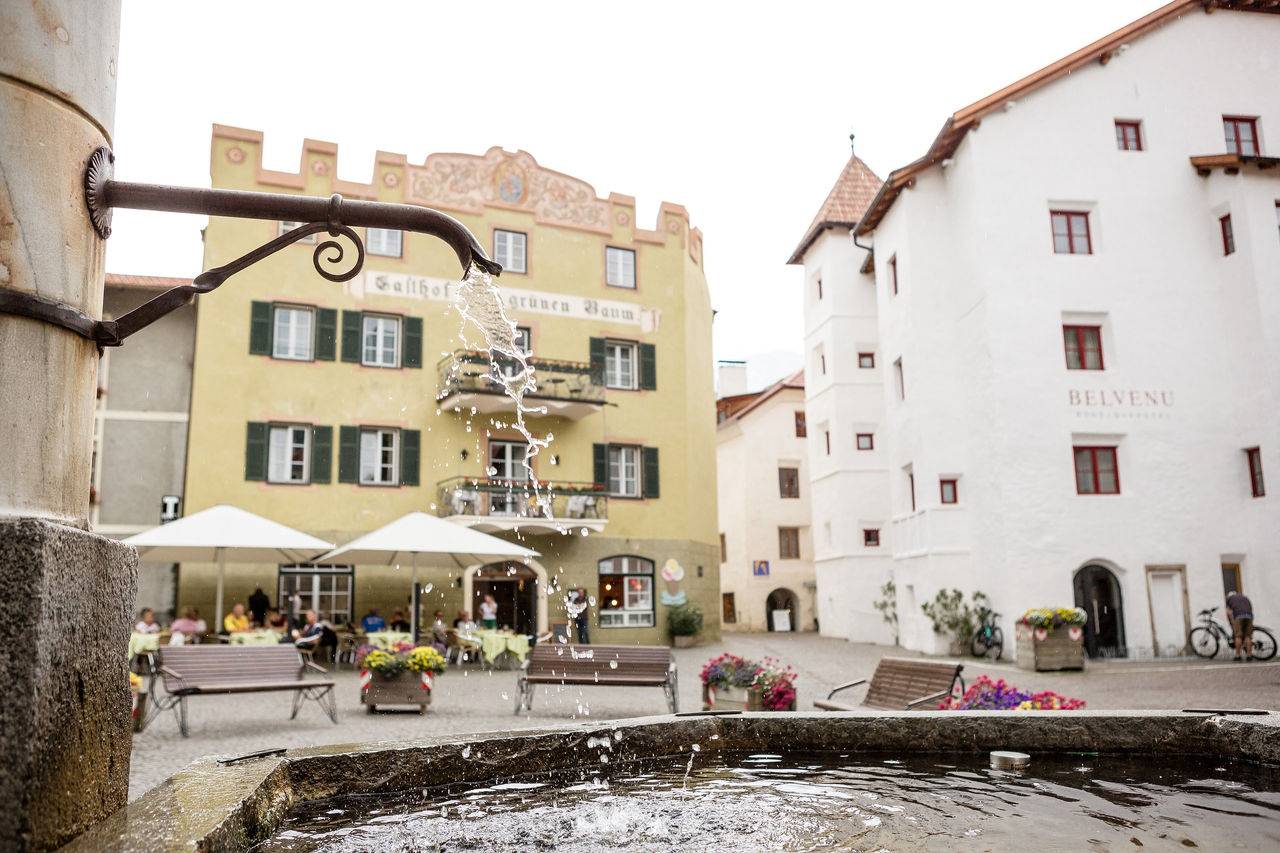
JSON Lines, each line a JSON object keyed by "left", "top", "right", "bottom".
{"left": 361, "top": 669, "right": 435, "bottom": 713}
{"left": 672, "top": 635, "right": 697, "bottom": 648}
{"left": 1016, "top": 624, "right": 1085, "bottom": 672}
{"left": 700, "top": 684, "right": 796, "bottom": 712}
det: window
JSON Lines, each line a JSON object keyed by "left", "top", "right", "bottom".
{"left": 279, "top": 565, "right": 352, "bottom": 627}
{"left": 598, "top": 556, "right": 654, "bottom": 627}
{"left": 278, "top": 221, "right": 316, "bottom": 244}
{"left": 778, "top": 527, "right": 800, "bottom": 559}
{"left": 778, "top": 467, "right": 800, "bottom": 498}
{"left": 894, "top": 358, "right": 905, "bottom": 400}
{"left": 863, "top": 529, "right": 880, "bottom": 547}
{"left": 1224, "top": 116, "right": 1259, "bottom": 156}
{"left": 605, "top": 340, "right": 637, "bottom": 389}
{"left": 1063, "top": 325, "right": 1104, "bottom": 370}
{"left": 1222, "top": 563, "right": 1243, "bottom": 596}
{"left": 858, "top": 352, "right": 875, "bottom": 369}
{"left": 722, "top": 593, "right": 736, "bottom": 623}
{"left": 1246, "top": 447, "right": 1265, "bottom": 497}
{"left": 1074, "top": 446, "right": 1119, "bottom": 494}
{"left": 1115, "top": 120, "right": 1143, "bottom": 151}
{"left": 359, "top": 428, "right": 398, "bottom": 485}
{"left": 272, "top": 306, "right": 313, "bottom": 360}
{"left": 366, "top": 227, "right": 402, "bottom": 258}
{"left": 719, "top": 533, "right": 727, "bottom": 563}
{"left": 494, "top": 229, "right": 527, "bottom": 273}
{"left": 824, "top": 430, "right": 831, "bottom": 455}
{"left": 489, "top": 440, "right": 529, "bottom": 514}
{"left": 1220, "top": 214, "right": 1235, "bottom": 255}
{"left": 268, "top": 425, "right": 310, "bottom": 484}
{"left": 856, "top": 433, "right": 874, "bottom": 450}
{"left": 606, "top": 246, "right": 636, "bottom": 288}
{"left": 908, "top": 472, "right": 916, "bottom": 511}
{"left": 494, "top": 327, "right": 532, "bottom": 381}
{"left": 816, "top": 278, "right": 823, "bottom": 300}
{"left": 889, "top": 254, "right": 899, "bottom": 295}
{"left": 794, "top": 411, "right": 806, "bottom": 437}
{"left": 361, "top": 314, "right": 399, "bottom": 367}
{"left": 1051, "top": 211, "right": 1092, "bottom": 254}
{"left": 940, "top": 478, "right": 958, "bottom": 504}
{"left": 608, "top": 445, "right": 639, "bottom": 497}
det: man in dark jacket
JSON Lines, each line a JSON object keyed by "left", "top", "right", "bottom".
{"left": 248, "top": 587, "right": 270, "bottom": 627}
{"left": 1226, "top": 590, "right": 1254, "bottom": 661}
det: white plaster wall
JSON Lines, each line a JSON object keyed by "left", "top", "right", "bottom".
{"left": 859, "top": 10, "right": 1280, "bottom": 657}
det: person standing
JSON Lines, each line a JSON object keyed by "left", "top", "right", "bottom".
{"left": 572, "top": 587, "right": 591, "bottom": 644}
{"left": 480, "top": 594, "right": 499, "bottom": 630}
{"left": 1226, "top": 590, "right": 1255, "bottom": 661}
{"left": 247, "top": 587, "right": 270, "bottom": 627}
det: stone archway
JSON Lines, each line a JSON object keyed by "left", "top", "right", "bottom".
{"left": 1073, "top": 562, "right": 1127, "bottom": 658}
{"left": 463, "top": 559, "right": 550, "bottom": 635}
{"left": 766, "top": 587, "right": 799, "bottom": 632}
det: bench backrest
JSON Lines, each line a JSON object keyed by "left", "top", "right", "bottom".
{"left": 863, "top": 657, "right": 962, "bottom": 710}
{"left": 157, "top": 644, "right": 304, "bottom": 691}
{"left": 525, "top": 643, "right": 671, "bottom": 679}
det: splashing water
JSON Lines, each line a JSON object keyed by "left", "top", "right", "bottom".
{"left": 452, "top": 262, "right": 554, "bottom": 517}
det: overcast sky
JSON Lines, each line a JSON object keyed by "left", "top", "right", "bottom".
{"left": 108, "top": 0, "right": 1159, "bottom": 388}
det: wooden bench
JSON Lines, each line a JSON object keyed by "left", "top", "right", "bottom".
{"left": 813, "top": 657, "right": 964, "bottom": 711}
{"left": 145, "top": 644, "right": 337, "bottom": 737}
{"left": 514, "top": 644, "right": 677, "bottom": 714}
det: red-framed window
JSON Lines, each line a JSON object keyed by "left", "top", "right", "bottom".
{"left": 1220, "top": 214, "right": 1235, "bottom": 255}
{"left": 1246, "top": 447, "right": 1265, "bottom": 497}
{"left": 1051, "top": 211, "right": 1092, "bottom": 254}
{"left": 889, "top": 255, "right": 899, "bottom": 295}
{"left": 1074, "top": 446, "right": 1120, "bottom": 494}
{"left": 908, "top": 472, "right": 916, "bottom": 511}
{"left": 778, "top": 467, "right": 800, "bottom": 499}
{"left": 1115, "top": 120, "right": 1143, "bottom": 151}
{"left": 858, "top": 352, "right": 875, "bottom": 369}
{"left": 893, "top": 358, "right": 905, "bottom": 400}
{"left": 1063, "top": 325, "right": 1104, "bottom": 370}
{"left": 856, "top": 433, "right": 874, "bottom": 450}
{"left": 1224, "top": 116, "right": 1259, "bottom": 156}
{"left": 794, "top": 411, "right": 806, "bottom": 437}
{"left": 863, "top": 528, "right": 880, "bottom": 547}
{"left": 940, "top": 479, "right": 958, "bottom": 504}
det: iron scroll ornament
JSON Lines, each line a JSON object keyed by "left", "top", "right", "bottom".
{"left": 0, "top": 147, "right": 502, "bottom": 349}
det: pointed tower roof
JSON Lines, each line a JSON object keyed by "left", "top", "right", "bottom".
{"left": 788, "top": 153, "right": 883, "bottom": 264}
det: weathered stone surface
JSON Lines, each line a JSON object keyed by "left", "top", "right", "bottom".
{"left": 63, "top": 709, "right": 1280, "bottom": 852}
{"left": 0, "top": 518, "right": 136, "bottom": 852}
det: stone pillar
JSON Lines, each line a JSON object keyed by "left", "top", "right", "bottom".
{"left": 0, "top": 3, "right": 137, "bottom": 851}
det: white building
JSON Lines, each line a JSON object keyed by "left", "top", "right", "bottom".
{"left": 791, "top": 0, "right": 1280, "bottom": 659}
{"left": 716, "top": 364, "right": 816, "bottom": 632}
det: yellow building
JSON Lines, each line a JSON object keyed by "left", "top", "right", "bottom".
{"left": 180, "top": 125, "right": 719, "bottom": 644}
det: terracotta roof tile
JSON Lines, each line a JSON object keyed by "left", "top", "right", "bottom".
{"left": 717, "top": 369, "right": 806, "bottom": 427}
{"left": 788, "top": 155, "right": 883, "bottom": 264}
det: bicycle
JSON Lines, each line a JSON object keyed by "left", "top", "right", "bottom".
{"left": 970, "top": 610, "right": 1004, "bottom": 660}
{"left": 1188, "top": 606, "right": 1277, "bottom": 661}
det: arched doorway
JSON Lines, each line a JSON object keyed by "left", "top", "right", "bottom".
{"left": 1073, "top": 564, "right": 1127, "bottom": 658}
{"left": 766, "top": 587, "right": 799, "bottom": 632}
{"left": 473, "top": 562, "right": 538, "bottom": 635}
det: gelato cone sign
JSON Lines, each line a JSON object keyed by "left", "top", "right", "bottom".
{"left": 661, "top": 559, "right": 687, "bottom": 606}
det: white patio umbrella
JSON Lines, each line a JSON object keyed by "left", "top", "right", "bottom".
{"left": 124, "top": 504, "right": 334, "bottom": 631}
{"left": 311, "top": 511, "right": 539, "bottom": 637}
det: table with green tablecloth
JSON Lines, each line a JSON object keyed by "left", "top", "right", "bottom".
{"left": 227, "top": 629, "right": 283, "bottom": 645}
{"left": 128, "top": 632, "right": 160, "bottom": 660}
{"left": 477, "top": 630, "right": 530, "bottom": 665}
{"left": 367, "top": 631, "right": 413, "bottom": 649}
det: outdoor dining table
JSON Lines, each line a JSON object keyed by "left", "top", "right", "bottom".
{"left": 366, "top": 630, "right": 413, "bottom": 649}
{"left": 127, "top": 632, "right": 160, "bottom": 659}
{"left": 476, "top": 630, "right": 531, "bottom": 665}
{"left": 227, "top": 629, "right": 283, "bottom": 645}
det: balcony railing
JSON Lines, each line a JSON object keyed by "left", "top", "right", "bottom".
{"left": 436, "top": 476, "right": 608, "bottom": 534}
{"left": 436, "top": 351, "right": 605, "bottom": 413}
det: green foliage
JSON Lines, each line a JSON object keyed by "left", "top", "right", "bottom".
{"left": 921, "top": 588, "right": 989, "bottom": 645}
{"left": 668, "top": 604, "right": 704, "bottom": 636}
{"left": 873, "top": 580, "right": 899, "bottom": 644}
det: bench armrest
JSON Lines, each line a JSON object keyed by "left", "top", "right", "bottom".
{"left": 304, "top": 660, "right": 328, "bottom": 675}
{"left": 905, "top": 689, "right": 949, "bottom": 709}
{"left": 157, "top": 665, "right": 188, "bottom": 693}
{"left": 826, "top": 678, "right": 867, "bottom": 700}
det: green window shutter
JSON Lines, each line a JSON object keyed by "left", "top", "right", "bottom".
{"left": 249, "top": 302, "right": 272, "bottom": 355}
{"left": 588, "top": 337, "right": 606, "bottom": 384}
{"left": 639, "top": 343, "right": 657, "bottom": 390}
{"left": 340, "top": 311, "right": 362, "bottom": 363}
{"left": 403, "top": 316, "right": 423, "bottom": 369}
{"left": 310, "top": 425, "right": 333, "bottom": 483}
{"left": 315, "top": 308, "right": 338, "bottom": 361}
{"left": 400, "top": 429, "right": 421, "bottom": 486}
{"left": 642, "top": 446, "right": 660, "bottom": 499}
{"left": 245, "top": 422, "right": 268, "bottom": 481}
{"left": 593, "top": 443, "right": 608, "bottom": 489}
{"left": 338, "top": 426, "right": 360, "bottom": 483}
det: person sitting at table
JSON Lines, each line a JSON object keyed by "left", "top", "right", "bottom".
{"left": 169, "top": 607, "right": 199, "bottom": 635}
{"left": 454, "top": 610, "right": 476, "bottom": 631}
{"left": 361, "top": 608, "right": 386, "bottom": 632}
{"left": 389, "top": 609, "right": 410, "bottom": 632}
{"left": 133, "top": 608, "right": 161, "bottom": 634}
{"left": 480, "top": 594, "right": 499, "bottom": 630}
{"left": 266, "top": 608, "right": 289, "bottom": 631}
{"left": 295, "top": 610, "right": 324, "bottom": 650}
{"left": 223, "top": 603, "right": 250, "bottom": 634}
{"left": 433, "top": 610, "right": 448, "bottom": 642}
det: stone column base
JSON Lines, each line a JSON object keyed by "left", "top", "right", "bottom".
{"left": 0, "top": 518, "right": 136, "bottom": 852}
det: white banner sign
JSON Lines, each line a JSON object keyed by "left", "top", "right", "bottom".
{"left": 350, "top": 270, "right": 659, "bottom": 331}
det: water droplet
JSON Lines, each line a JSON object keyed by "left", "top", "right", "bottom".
{"left": 423, "top": 584, "right": 433, "bottom": 594}
{"left": 461, "top": 746, "right": 471, "bottom": 758}
{"left": 609, "top": 660, "right": 618, "bottom": 669}
{"left": 599, "top": 754, "right": 609, "bottom": 763}
{"left": 692, "top": 744, "right": 701, "bottom": 752}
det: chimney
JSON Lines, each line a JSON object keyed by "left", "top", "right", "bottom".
{"left": 718, "top": 361, "right": 748, "bottom": 397}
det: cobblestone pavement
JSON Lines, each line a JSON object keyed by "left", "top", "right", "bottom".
{"left": 128, "top": 632, "right": 1280, "bottom": 800}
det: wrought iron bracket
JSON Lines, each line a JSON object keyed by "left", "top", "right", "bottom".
{"left": 0, "top": 146, "right": 501, "bottom": 349}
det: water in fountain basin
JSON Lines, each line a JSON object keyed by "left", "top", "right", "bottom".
{"left": 253, "top": 752, "right": 1280, "bottom": 852}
